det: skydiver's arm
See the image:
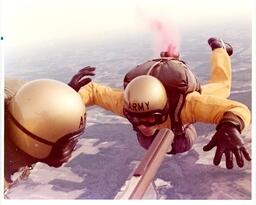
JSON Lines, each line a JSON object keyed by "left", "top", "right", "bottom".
{"left": 182, "top": 92, "right": 251, "bottom": 169}
{"left": 181, "top": 92, "right": 251, "bottom": 130}
{"left": 79, "top": 82, "right": 124, "bottom": 117}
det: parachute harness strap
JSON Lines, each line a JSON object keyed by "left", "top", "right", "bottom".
{"left": 146, "top": 61, "right": 162, "bottom": 75}
{"left": 146, "top": 58, "right": 187, "bottom": 136}
{"left": 170, "top": 93, "right": 186, "bottom": 136}
{"left": 146, "top": 58, "right": 174, "bottom": 75}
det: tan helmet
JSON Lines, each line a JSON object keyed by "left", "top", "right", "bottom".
{"left": 7, "top": 79, "right": 86, "bottom": 160}
{"left": 124, "top": 75, "right": 168, "bottom": 113}
{"left": 123, "top": 75, "right": 169, "bottom": 127}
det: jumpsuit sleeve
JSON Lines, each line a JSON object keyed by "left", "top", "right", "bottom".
{"left": 78, "top": 82, "right": 124, "bottom": 117}
{"left": 181, "top": 92, "right": 251, "bottom": 130}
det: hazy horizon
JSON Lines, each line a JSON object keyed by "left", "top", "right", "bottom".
{"left": 2, "top": 0, "right": 252, "bottom": 52}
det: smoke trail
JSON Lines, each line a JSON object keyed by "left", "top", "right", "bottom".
{"left": 136, "top": 8, "right": 180, "bottom": 58}
{"left": 150, "top": 19, "right": 180, "bottom": 57}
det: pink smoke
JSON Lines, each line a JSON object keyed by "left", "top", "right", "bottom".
{"left": 150, "top": 19, "right": 180, "bottom": 57}
{"left": 136, "top": 8, "right": 180, "bottom": 58}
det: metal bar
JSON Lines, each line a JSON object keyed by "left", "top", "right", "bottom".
{"left": 115, "top": 128, "right": 174, "bottom": 199}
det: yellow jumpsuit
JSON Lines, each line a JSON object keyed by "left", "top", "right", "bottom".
{"left": 79, "top": 48, "right": 251, "bottom": 130}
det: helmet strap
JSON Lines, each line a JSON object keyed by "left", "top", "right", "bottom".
{"left": 6, "top": 109, "right": 55, "bottom": 146}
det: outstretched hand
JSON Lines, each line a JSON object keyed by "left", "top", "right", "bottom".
{"left": 68, "top": 66, "right": 95, "bottom": 92}
{"left": 203, "top": 123, "right": 251, "bottom": 169}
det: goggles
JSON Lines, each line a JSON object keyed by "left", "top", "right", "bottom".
{"left": 123, "top": 103, "right": 169, "bottom": 127}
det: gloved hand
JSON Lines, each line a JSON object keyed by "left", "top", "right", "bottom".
{"left": 68, "top": 66, "right": 95, "bottom": 92}
{"left": 169, "top": 134, "right": 191, "bottom": 154}
{"left": 203, "top": 122, "right": 251, "bottom": 169}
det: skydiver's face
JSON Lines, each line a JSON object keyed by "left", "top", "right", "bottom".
{"left": 136, "top": 124, "right": 160, "bottom": 137}
{"left": 40, "top": 130, "right": 84, "bottom": 167}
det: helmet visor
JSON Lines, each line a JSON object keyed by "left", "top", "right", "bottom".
{"left": 41, "top": 126, "right": 85, "bottom": 167}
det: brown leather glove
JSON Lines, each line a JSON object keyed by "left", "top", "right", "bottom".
{"left": 68, "top": 66, "right": 95, "bottom": 92}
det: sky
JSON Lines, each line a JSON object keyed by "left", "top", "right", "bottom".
{"left": 1, "top": 0, "right": 252, "bottom": 51}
